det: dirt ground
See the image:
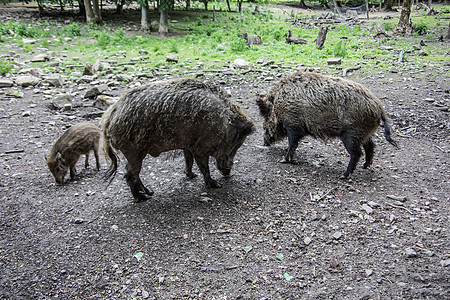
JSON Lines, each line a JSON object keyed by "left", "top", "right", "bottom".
{"left": 1, "top": 4, "right": 449, "bottom": 300}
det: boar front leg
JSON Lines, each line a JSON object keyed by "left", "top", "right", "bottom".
{"left": 341, "top": 133, "right": 363, "bottom": 178}
{"left": 194, "top": 155, "right": 221, "bottom": 188}
{"left": 94, "top": 148, "right": 101, "bottom": 170}
{"left": 183, "top": 149, "right": 197, "bottom": 179}
{"left": 362, "top": 138, "right": 375, "bottom": 169}
{"left": 280, "top": 126, "right": 305, "bottom": 163}
{"left": 124, "top": 154, "right": 154, "bottom": 202}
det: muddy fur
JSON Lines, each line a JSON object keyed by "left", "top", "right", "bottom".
{"left": 257, "top": 71, "right": 397, "bottom": 178}
{"left": 102, "top": 78, "right": 254, "bottom": 202}
{"left": 46, "top": 122, "right": 101, "bottom": 184}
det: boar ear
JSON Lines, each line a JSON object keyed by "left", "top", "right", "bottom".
{"left": 256, "top": 97, "right": 271, "bottom": 120}
{"left": 56, "top": 152, "right": 66, "bottom": 164}
{"left": 44, "top": 154, "right": 48, "bottom": 161}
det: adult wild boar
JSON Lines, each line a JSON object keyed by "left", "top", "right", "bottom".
{"left": 46, "top": 122, "right": 101, "bottom": 184}
{"left": 102, "top": 78, "right": 254, "bottom": 202}
{"left": 256, "top": 72, "right": 398, "bottom": 178}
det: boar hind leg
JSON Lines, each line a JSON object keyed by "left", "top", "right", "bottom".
{"left": 124, "top": 155, "right": 153, "bottom": 202}
{"left": 94, "top": 148, "right": 100, "bottom": 170}
{"left": 362, "top": 138, "right": 375, "bottom": 169}
{"left": 194, "top": 155, "right": 221, "bottom": 188}
{"left": 341, "top": 134, "right": 363, "bottom": 178}
{"left": 183, "top": 149, "right": 197, "bottom": 179}
{"left": 280, "top": 127, "right": 305, "bottom": 164}
{"left": 70, "top": 166, "right": 77, "bottom": 180}
{"left": 84, "top": 153, "right": 90, "bottom": 168}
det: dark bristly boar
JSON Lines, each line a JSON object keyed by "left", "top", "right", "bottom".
{"left": 46, "top": 122, "right": 101, "bottom": 184}
{"left": 256, "top": 71, "right": 398, "bottom": 178}
{"left": 101, "top": 78, "right": 254, "bottom": 202}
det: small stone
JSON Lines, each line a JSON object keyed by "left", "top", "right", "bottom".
{"left": 93, "top": 95, "right": 118, "bottom": 110}
{"left": 74, "top": 218, "right": 84, "bottom": 224}
{"left": 422, "top": 250, "right": 434, "bottom": 257}
{"left": 361, "top": 203, "right": 373, "bottom": 214}
{"left": 111, "top": 225, "right": 119, "bottom": 231}
{"left": 440, "top": 259, "right": 450, "bottom": 267}
{"left": 0, "top": 79, "right": 14, "bottom": 87}
{"left": 304, "top": 236, "right": 312, "bottom": 245}
{"left": 368, "top": 201, "right": 379, "bottom": 208}
{"left": 166, "top": 54, "right": 179, "bottom": 63}
{"left": 332, "top": 231, "right": 343, "bottom": 240}
{"left": 15, "top": 75, "right": 40, "bottom": 87}
{"left": 44, "top": 75, "right": 64, "bottom": 87}
{"left": 22, "top": 38, "right": 38, "bottom": 44}
{"left": 31, "top": 53, "right": 49, "bottom": 62}
{"left": 231, "top": 59, "right": 251, "bottom": 70}
{"left": 62, "top": 103, "right": 72, "bottom": 111}
{"left": 365, "top": 269, "right": 373, "bottom": 277}
{"left": 22, "top": 111, "right": 31, "bottom": 117}
{"left": 142, "top": 290, "right": 149, "bottom": 299}
{"left": 405, "top": 247, "right": 418, "bottom": 258}
{"left": 158, "top": 276, "right": 165, "bottom": 284}
{"left": 83, "top": 63, "right": 95, "bottom": 76}
{"left": 327, "top": 58, "right": 342, "bottom": 65}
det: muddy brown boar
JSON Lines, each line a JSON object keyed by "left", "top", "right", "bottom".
{"left": 101, "top": 78, "right": 254, "bottom": 202}
{"left": 256, "top": 71, "right": 398, "bottom": 178}
{"left": 46, "top": 122, "right": 101, "bottom": 184}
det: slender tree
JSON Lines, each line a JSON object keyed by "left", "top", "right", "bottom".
{"left": 84, "top": 0, "right": 103, "bottom": 25}
{"left": 140, "top": 0, "right": 150, "bottom": 31}
{"left": 394, "top": 0, "right": 413, "bottom": 35}
{"left": 159, "top": 0, "right": 170, "bottom": 35}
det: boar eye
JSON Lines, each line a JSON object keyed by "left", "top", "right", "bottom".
{"left": 55, "top": 167, "right": 61, "bottom": 172}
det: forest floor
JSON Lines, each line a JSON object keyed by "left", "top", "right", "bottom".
{"left": 0, "top": 3, "right": 449, "bottom": 299}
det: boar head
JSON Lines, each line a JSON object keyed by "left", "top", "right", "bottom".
{"left": 46, "top": 152, "right": 69, "bottom": 184}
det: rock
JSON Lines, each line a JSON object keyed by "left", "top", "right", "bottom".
{"left": 304, "top": 236, "right": 312, "bottom": 245}
{"left": 361, "top": 203, "right": 373, "bottom": 214}
{"left": 166, "top": 54, "right": 179, "bottom": 63}
{"left": 19, "top": 68, "right": 43, "bottom": 78}
{"left": 22, "top": 38, "right": 38, "bottom": 44}
{"left": 231, "top": 59, "right": 251, "bottom": 70}
{"left": 0, "top": 79, "right": 14, "bottom": 87}
{"left": 22, "top": 111, "right": 31, "bottom": 117}
{"left": 48, "top": 94, "right": 72, "bottom": 110}
{"left": 83, "top": 63, "right": 95, "bottom": 76}
{"left": 116, "top": 74, "right": 132, "bottom": 82}
{"left": 440, "top": 259, "right": 450, "bottom": 267}
{"left": 368, "top": 201, "right": 379, "bottom": 208}
{"left": 332, "top": 231, "right": 343, "bottom": 240}
{"left": 418, "top": 50, "right": 428, "bottom": 56}
{"left": 256, "top": 56, "right": 274, "bottom": 66}
{"left": 327, "top": 58, "right": 342, "bottom": 65}
{"left": 92, "top": 60, "right": 103, "bottom": 72}
{"left": 63, "top": 103, "right": 72, "bottom": 111}
{"left": 15, "top": 75, "right": 40, "bottom": 87}
{"left": 365, "top": 269, "right": 373, "bottom": 277}
{"left": 93, "top": 95, "right": 118, "bottom": 110}
{"left": 405, "top": 247, "right": 418, "bottom": 258}
{"left": 84, "top": 84, "right": 108, "bottom": 99}
{"left": 6, "top": 88, "right": 24, "bottom": 98}
{"left": 31, "top": 53, "right": 49, "bottom": 62}
{"left": 44, "top": 75, "right": 64, "bottom": 87}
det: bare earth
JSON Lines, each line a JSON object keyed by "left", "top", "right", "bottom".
{"left": 0, "top": 4, "right": 449, "bottom": 300}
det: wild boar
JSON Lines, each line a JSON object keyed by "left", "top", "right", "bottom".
{"left": 46, "top": 122, "right": 101, "bottom": 184}
{"left": 256, "top": 71, "right": 398, "bottom": 178}
{"left": 101, "top": 78, "right": 254, "bottom": 202}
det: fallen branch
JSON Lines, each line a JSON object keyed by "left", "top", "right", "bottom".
{"left": 4, "top": 149, "right": 24, "bottom": 154}
{"left": 385, "top": 202, "right": 413, "bottom": 214}
{"left": 286, "top": 30, "right": 307, "bottom": 45}
{"left": 342, "top": 65, "right": 361, "bottom": 76}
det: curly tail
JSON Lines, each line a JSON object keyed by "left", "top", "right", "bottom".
{"left": 381, "top": 112, "right": 399, "bottom": 148}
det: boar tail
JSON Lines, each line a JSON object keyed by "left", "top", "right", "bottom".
{"left": 101, "top": 119, "right": 119, "bottom": 185}
{"left": 381, "top": 112, "right": 399, "bottom": 148}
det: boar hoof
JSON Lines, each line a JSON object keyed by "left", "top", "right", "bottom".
{"left": 133, "top": 191, "right": 153, "bottom": 202}
{"left": 279, "top": 158, "right": 298, "bottom": 165}
{"left": 185, "top": 171, "right": 197, "bottom": 179}
{"left": 208, "top": 180, "right": 222, "bottom": 188}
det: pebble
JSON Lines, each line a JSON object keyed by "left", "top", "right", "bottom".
{"left": 332, "top": 231, "right": 343, "bottom": 240}
{"left": 440, "top": 259, "right": 450, "bottom": 267}
{"left": 361, "top": 203, "right": 373, "bottom": 214}
{"left": 405, "top": 247, "right": 418, "bottom": 258}
{"left": 365, "top": 269, "right": 373, "bottom": 277}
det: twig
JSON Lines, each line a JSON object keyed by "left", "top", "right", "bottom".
{"left": 385, "top": 202, "right": 413, "bottom": 214}
{"left": 342, "top": 65, "right": 361, "bottom": 76}
{"left": 434, "top": 145, "right": 445, "bottom": 152}
{"left": 4, "top": 149, "right": 24, "bottom": 154}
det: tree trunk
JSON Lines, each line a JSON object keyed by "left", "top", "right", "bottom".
{"left": 365, "top": 0, "right": 369, "bottom": 19}
{"left": 159, "top": 6, "right": 169, "bottom": 35}
{"left": 141, "top": 1, "right": 150, "bottom": 31}
{"left": 446, "top": 22, "right": 450, "bottom": 40}
{"left": 226, "top": 0, "right": 231, "bottom": 12}
{"left": 299, "top": 0, "right": 308, "bottom": 9}
{"left": 316, "top": 26, "right": 328, "bottom": 50}
{"left": 78, "top": 0, "right": 86, "bottom": 16}
{"left": 394, "top": 0, "right": 413, "bottom": 35}
{"left": 383, "top": 0, "right": 394, "bottom": 11}
{"left": 238, "top": 0, "right": 242, "bottom": 12}
{"left": 92, "top": 0, "right": 103, "bottom": 24}
{"left": 185, "top": 0, "right": 190, "bottom": 11}
{"left": 84, "top": 0, "right": 96, "bottom": 23}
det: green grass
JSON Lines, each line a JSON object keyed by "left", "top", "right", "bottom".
{"left": 0, "top": 3, "right": 448, "bottom": 78}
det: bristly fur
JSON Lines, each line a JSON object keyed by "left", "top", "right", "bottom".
{"left": 257, "top": 71, "right": 398, "bottom": 177}
{"left": 101, "top": 78, "right": 254, "bottom": 201}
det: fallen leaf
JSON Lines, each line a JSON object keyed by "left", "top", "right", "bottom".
{"left": 276, "top": 253, "right": 284, "bottom": 261}
{"left": 243, "top": 245, "right": 253, "bottom": 253}
{"left": 134, "top": 252, "right": 143, "bottom": 261}
{"left": 284, "top": 272, "right": 293, "bottom": 281}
